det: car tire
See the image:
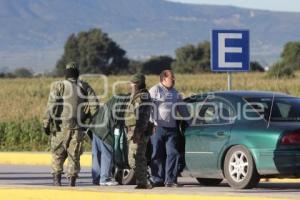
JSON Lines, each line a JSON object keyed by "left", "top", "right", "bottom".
{"left": 224, "top": 145, "right": 260, "bottom": 189}
{"left": 196, "top": 178, "right": 223, "bottom": 186}
{"left": 115, "top": 168, "right": 136, "bottom": 185}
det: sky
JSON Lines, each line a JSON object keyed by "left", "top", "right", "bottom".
{"left": 169, "top": 0, "right": 300, "bottom": 12}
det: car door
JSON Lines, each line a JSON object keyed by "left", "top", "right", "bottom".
{"left": 185, "top": 96, "right": 235, "bottom": 178}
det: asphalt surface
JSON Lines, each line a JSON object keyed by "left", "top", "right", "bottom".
{"left": 0, "top": 165, "right": 299, "bottom": 199}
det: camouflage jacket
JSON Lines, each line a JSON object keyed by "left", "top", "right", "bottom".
{"left": 125, "top": 89, "right": 152, "bottom": 136}
{"left": 43, "top": 78, "right": 99, "bottom": 131}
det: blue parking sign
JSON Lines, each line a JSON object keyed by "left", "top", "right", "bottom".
{"left": 211, "top": 30, "right": 249, "bottom": 72}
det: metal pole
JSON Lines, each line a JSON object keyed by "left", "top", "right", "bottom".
{"left": 227, "top": 72, "right": 232, "bottom": 91}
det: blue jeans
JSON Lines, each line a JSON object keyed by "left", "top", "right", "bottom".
{"left": 92, "top": 134, "right": 114, "bottom": 184}
{"left": 150, "top": 126, "right": 180, "bottom": 184}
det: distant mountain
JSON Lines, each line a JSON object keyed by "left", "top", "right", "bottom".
{"left": 1, "top": 0, "right": 300, "bottom": 72}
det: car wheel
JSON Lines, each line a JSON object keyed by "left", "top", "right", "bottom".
{"left": 115, "top": 168, "right": 136, "bottom": 185}
{"left": 196, "top": 178, "right": 223, "bottom": 186}
{"left": 224, "top": 145, "right": 260, "bottom": 189}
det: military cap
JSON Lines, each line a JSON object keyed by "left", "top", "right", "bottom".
{"left": 130, "top": 73, "right": 145, "bottom": 85}
{"left": 66, "top": 62, "right": 79, "bottom": 70}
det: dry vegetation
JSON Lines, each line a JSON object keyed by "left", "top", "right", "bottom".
{"left": 0, "top": 72, "right": 299, "bottom": 122}
{"left": 0, "top": 72, "right": 299, "bottom": 150}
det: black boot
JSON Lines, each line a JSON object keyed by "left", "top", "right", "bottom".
{"left": 53, "top": 174, "right": 61, "bottom": 186}
{"left": 135, "top": 183, "right": 153, "bottom": 189}
{"left": 69, "top": 176, "right": 76, "bottom": 187}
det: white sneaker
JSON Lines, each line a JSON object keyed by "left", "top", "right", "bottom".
{"left": 100, "top": 181, "right": 119, "bottom": 186}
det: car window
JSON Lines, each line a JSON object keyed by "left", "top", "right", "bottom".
{"left": 202, "top": 105, "right": 218, "bottom": 124}
{"left": 277, "top": 102, "right": 291, "bottom": 118}
{"left": 185, "top": 96, "right": 207, "bottom": 121}
{"left": 244, "top": 97, "right": 300, "bottom": 122}
{"left": 192, "top": 97, "right": 235, "bottom": 125}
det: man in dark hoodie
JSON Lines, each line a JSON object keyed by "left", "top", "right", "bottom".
{"left": 89, "top": 93, "right": 130, "bottom": 186}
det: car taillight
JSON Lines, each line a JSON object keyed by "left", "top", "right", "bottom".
{"left": 281, "top": 132, "right": 300, "bottom": 145}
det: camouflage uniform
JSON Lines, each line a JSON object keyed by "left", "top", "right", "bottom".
{"left": 43, "top": 63, "right": 99, "bottom": 181}
{"left": 125, "top": 74, "right": 152, "bottom": 187}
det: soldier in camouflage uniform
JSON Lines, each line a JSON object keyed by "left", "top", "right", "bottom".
{"left": 43, "top": 62, "right": 99, "bottom": 187}
{"left": 125, "top": 73, "right": 153, "bottom": 189}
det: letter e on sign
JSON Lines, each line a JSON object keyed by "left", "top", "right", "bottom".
{"left": 211, "top": 30, "right": 249, "bottom": 72}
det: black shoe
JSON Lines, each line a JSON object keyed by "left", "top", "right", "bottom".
{"left": 165, "top": 183, "right": 182, "bottom": 187}
{"left": 53, "top": 174, "right": 61, "bottom": 186}
{"left": 92, "top": 181, "right": 100, "bottom": 185}
{"left": 135, "top": 184, "right": 153, "bottom": 189}
{"left": 69, "top": 176, "right": 76, "bottom": 187}
{"left": 151, "top": 182, "right": 164, "bottom": 187}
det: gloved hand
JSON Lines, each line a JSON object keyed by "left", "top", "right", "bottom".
{"left": 132, "top": 133, "right": 141, "bottom": 144}
{"left": 43, "top": 126, "right": 50, "bottom": 135}
{"left": 85, "top": 128, "right": 93, "bottom": 140}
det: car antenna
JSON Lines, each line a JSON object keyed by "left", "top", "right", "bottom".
{"left": 267, "top": 92, "right": 275, "bottom": 128}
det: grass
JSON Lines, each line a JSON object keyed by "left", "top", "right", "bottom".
{"left": 0, "top": 72, "right": 299, "bottom": 150}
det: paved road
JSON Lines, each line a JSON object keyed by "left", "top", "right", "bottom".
{"left": 0, "top": 165, "right": 299, "bottom": 199}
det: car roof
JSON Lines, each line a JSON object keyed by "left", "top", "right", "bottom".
{"left": 213, "top": 90, "right": 292, "bottom": 98}
{"left": 192, "top": 90, "right": 294, "bottom": 99}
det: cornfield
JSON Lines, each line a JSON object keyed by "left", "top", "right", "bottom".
{"left": 0, "top": 72, "right": 299, "bottom": 151}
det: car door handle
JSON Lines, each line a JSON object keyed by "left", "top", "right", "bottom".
{"left": 216, "top": 131, "right": 226, "bottom": 137}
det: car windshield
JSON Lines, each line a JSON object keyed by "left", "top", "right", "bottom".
{"left": 244, "top": 97, "right": 300, "bottom": 122}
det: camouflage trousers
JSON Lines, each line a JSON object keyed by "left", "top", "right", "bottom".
{"left": 51, "top": 128, "right": 84, "bottom": 178}
{"left": 127, "top": 128, "right": 150, "bottom": 185}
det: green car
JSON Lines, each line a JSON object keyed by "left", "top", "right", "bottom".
{"left": 182, "top": 91, "right": 300, "bottom": 189}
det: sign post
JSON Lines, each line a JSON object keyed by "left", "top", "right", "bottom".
{"left": 211, "top": 30, "right": 250, "bottom": 90}
{"left": 227, "top": 72, "right": 232, "bottom": 91}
